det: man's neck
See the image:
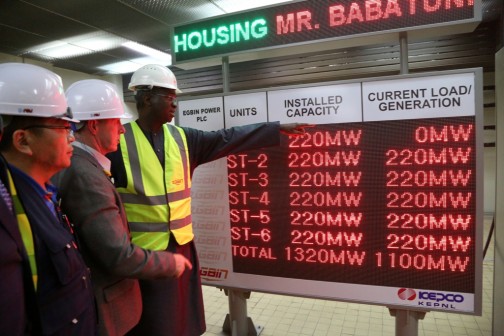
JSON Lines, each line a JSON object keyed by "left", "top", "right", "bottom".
{"left": 1, "top": 151, "right": 52, "bottom": 190}
{"left": 136, "top": 116, "right": 163, "bottom": 133}
{"left": 72, "top": 141, "right": 111, "bottom": 172}
{"left": 75, "top": 132, "right": 104, "bottom": 156}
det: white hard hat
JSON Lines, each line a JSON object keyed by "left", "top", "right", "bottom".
{"left": 0, "top": 63, "right": 78, "bottom": 122}
{"left": 128, "top": 64, "right": 182, "bottom": 93}
{"left": 66, "top": 79, "right": 132, "bottom": 121}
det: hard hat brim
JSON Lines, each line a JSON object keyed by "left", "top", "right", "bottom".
{"left": 60, "top": 116, "right": 80, "bottom": 123}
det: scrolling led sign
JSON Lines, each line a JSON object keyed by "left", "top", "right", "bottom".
{"left": 172, "top": 0, "right": 476, "bottom": 62}
{"left": 228, "top": 118, "right": 476, "bottom": 293}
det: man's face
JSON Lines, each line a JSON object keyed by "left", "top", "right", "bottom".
{"left": 149, "top": 88, "right": 177, "bottom": 123}
{"left": 24, "top": 118, "right": 75, "bottom": 173}
{"left": 94, "top": 118, "right": 125, "bottom": 155}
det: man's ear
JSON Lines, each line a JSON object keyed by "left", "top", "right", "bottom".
{"left": 143, "top": 92, "right": 152, "bottom": 107}
{"left": 86, "top": 119, "right": 99, "bottom": 135}
{"left": 12, "top": 130, "right": 33, "bottom": 156}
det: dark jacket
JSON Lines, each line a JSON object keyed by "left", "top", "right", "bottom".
{"left": 53, "top": 146, "right": 178, "bottom": 336}
{"left": 8, "top": 166, "right": 97, "bottom": 336}
{"left": 0, "top": 156, "right": 38, "bottom": 335}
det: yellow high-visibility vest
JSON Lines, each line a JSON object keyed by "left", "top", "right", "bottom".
{"left": 7, "top": 169, "right": 38, "bottom": 290}
{"left": 118, "top": 122, "right": 193, "bottom": 250}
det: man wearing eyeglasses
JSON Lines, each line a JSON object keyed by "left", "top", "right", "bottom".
{"left": 53, "top": 79, "right": 192, "bottom": 336}
{"left": 0, "top": 63, "right": 96, "bottom": 335}
{"left": 108, "top": 64, "right": 310, "bottom": 336}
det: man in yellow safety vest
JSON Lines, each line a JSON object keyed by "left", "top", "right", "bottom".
{"left": 108, "top": 64, "right": 310, "bottom": 336}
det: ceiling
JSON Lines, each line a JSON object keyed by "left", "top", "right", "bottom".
{"left": 0, "top": 0, "right": 293, "bottom": 75}
{"left": 0, "top": 0, "right": 501, "bottom": 77}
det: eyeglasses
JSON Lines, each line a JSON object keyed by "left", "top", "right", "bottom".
{"left": 22, "top": 125, "right": 74, "bottom": 137}
{"left": 151, "top": 92, "right": 178, "bottom": 106}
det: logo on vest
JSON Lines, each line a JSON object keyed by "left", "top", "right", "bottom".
{"left": 172, "top": 178, "right": 183, "bottom": 185}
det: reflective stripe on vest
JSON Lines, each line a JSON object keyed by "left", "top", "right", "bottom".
{"left": 7, "top": 170, "right": 38, "bottom": 290}
{"left": 118, "top": 122, "right": 193, "bottom": 249}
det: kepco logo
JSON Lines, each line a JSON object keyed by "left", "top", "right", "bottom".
{"left": 397, "top": 288, "right": 417, "bottom": 301}
{"left": 417, "top": 291, "right": 464, "bottom": 309}
{"left": 398, "top": 288, "right": 464, "bottom": 309}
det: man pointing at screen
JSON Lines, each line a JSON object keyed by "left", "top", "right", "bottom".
{"left": 108, "top": 64, "right": 311, "bottom": 336}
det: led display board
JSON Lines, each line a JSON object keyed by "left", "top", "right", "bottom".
{"left": 177, "top": 69, "right": 483, "bottom": 314}
{"left": 172, "top": 0, "right": 480, "bottom": 64}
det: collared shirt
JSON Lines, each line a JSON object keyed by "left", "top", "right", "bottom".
{"left": 8, "top": 164, "right": 58, "bottom": 218}
{"left": 72, "top": 141, "right": 111, "bottom": 173}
